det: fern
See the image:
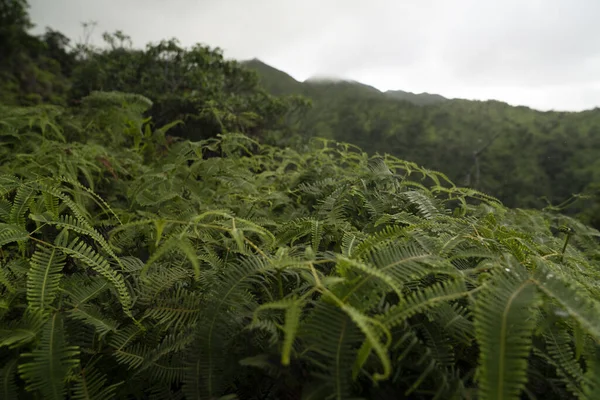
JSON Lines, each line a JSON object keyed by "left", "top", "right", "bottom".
{"left": 474, "top": 257, "right": 542, "bottom": 400}
{"left": 26, "top": 246, "right": 66, "bottom": 312}
{"left": 18, "top": 313, "right": 80, "bottom": 400}
{"left": 0, "top": 223, "right": 29, "bottom": 247}
{"left": 70, "top": 363, "right": 123, "bottom": 400}
{"left": 2, "top": 99, "right": 600, "bottom": 399}
{"left": 0, "top": 358, "right": 18, "bottom": 400}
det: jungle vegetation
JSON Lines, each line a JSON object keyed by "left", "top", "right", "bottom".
{"left": 1, "top": 1, "right": 600, "bottom": 399}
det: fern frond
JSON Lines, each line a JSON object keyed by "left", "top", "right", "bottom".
{"left": 113, "top": 343, "right": 148, "bottom": 370}
{"left": 67, "top": 304, "right": 119, "bottom": 338}
{"left": 184, "top": 255, "right": 269, "bottom": 398}
{"left": 0, "top": 358, "right": 18, "bottom": 400}
{"left": 402, "top": 190, "right": 441, "bottom": 220}
{"left": 0, "top": 223, "right": 29, "bottom": 247}
{"left": 9, "top": 184, "right": 36, "bottom": 229}
{"left": 474, "top": 258, "right": 541, "bottom": 400}
{"left": 18, "top": 313, "right": 80, "bottom": 400}
{"left": 142, "top": 235, "right": 200, "bottom": 279}
{"left": 0, "top": 199, "right": 12, "bottom": 222}
{"left": 143, "top": 287, "right": 202, "bottom": 330}
{"left": 26, "top": 246, "right": 66, "bottom": 312}
{"left": 0, "top": 309, "right": 46, "bottom": 348}
{"left": 299, "top": 302, "right": 363, "bottom": 399}
{"left": 380, "top": 279, "right": 470, "bottom": 330}
{"left": 59, "top": 239, "right": 132, "bottom": 314}
{"left": 532, "top": 324, "right": 585, "bottom": 398}
{"left": 62, "top": 275, "right": 110, "bottom": 307}
{"left": 71, "top": 364, "right": 123, "bottom": 400}
{"left": 32, "top": 211, "right": 122, "bottom": 266}
{"left": 138, "top": 264, "right": 193, "bottom": 304}
{"left": 583, "top": 352, "right": 600, "bottom": 399}
{"left": 532, "top": 260, "right": 600, "bottom": 340}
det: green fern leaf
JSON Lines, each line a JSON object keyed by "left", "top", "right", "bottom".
{"left": 583, "top": 353, "right": 600, "bottom": 399}
{"left": 142, "top": 236, "right": 200, "bottom": 279}
{"left": 0, "top": 198, "right": 11, "bottom": 222}
{"left": 532, "top": 261, "right": 600, "bottom": 341}
{"left": 0, "top": 223, "right": 29, "bottom": 247}
{"left": 338, "top": 301, "right": 391, "bottom": 381}
{"left": 299, "top": 302, "right": 363, "bottom": 399}
{"left": 18, "top": 313, "right": 80, "bottom": 400}
{"left": 474, "top": 258, "right": 542, "bottom": 400}
{"left": 67, "top": 304, "right": 119, "bottom": 338}
{"left": 532, "top": 325, "right": 585, "bottom": 398}
{"left": 0, "top": 358, "right": 18, "bottom": 400}
{"left": 0, "top": 309, "right": 46, "bottom": 348}
{"left": 381, "top": 279, "right": 470, "bottom": 329}
{"left": 71, "top": 364, "right": 123, "bottom": 400}
{"left": 27, "top": 246, "right": 66, "bottom": 312}
{"left": 59, "top": 239, "right": 132, "bottom": 314}
{"left": 143, "top": 287, "right": 202, "bottom": 330}
{"left": 62, "top": 275, "right": 110, "bottom": 307}
{"left": 9, "top": 184, "right": 35, "bottom": 229}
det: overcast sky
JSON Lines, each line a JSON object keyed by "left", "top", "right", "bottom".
{"left": 29, "top": 0, "right": 600, "bottom": 111}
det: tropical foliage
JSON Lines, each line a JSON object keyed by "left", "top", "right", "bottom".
{"left": 1, "top": 91, "right": 600, "bottom": 399}
{"left": 1, "top": 2, "right": 600, "bottom": 399}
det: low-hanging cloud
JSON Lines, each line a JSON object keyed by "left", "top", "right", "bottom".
{"left": 29, "top": 0, "right": 600, "bottom": 111}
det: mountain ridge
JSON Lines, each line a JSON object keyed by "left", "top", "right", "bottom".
{"left": 242, "top": 58, "right": 449, "bottom": 106}
{"left": 242, "top": 58, "right": 599, "bottom": 113}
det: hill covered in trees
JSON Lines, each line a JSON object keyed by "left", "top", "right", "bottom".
{"left": 245, "top": 59, "right": 600, "bottom": 226}
{"left": 242, "top": 59, "right": 449, "bottom": 105}
{"left": 2, "top": 1, "right": 600, "bottom": 399}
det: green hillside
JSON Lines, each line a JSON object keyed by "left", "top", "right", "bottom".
{"left": 245, "top": 59, "right": 600, "bottom": 222}
{"left": 242, "top": 59, "right": 448, "bottom": 105}
{"left": 242, "top": 59, "right": 304, "bottom": 96}
{"left": 384, "top": 89, "right": 448, "bottom": 105}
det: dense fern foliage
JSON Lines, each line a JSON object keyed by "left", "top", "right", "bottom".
{"left": 1, "top": 92, "right": 600, "bottom": 399}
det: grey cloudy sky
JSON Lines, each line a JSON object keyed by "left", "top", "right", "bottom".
{"left": 29, "top": 0, "right": 600, "bottom": 111}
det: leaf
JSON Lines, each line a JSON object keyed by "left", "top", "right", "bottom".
{"left": 9, "top": 184, "right": 35, "bottom": 229}
{"left": 71, "top": 364, "right": 123, "bottom": 400}
{"left": 0, "top": 223, "right": 29, "bottom": 247}
{"left": 27, "top": 246, "right": 66, "bottom": 312}
{"left": 533, "top": 261, "right": 600, "bottom": 341}
{"left": 584, "top": 353, "right": 600, "bottom": 399}
{"left": 0, "top": 358, "right": 18, "bottom": 400}
{"left": 18, "top": 313, "right": 80, "bottom": 400}
{"left": 154, "top": 219, "right": 166, "bottom": 246}
{"left": 339, "top": 302, "right": 391, "bottom": 381}
{"left": 281, "top": 301, "right": 302, "bottom": 366}
{"left": 474, "top": 258, "right": 541, "bottom": 400}
{"left": 0, "top": 310, "right": 46, "bottom": 348}
{"left": 59, "top": 239, "right": 132, "bottom": 314}
{"left": 67, "top": 304, "right": 119, "bottom": 338}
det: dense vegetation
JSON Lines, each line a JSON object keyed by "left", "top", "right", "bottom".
{"left": 245, "top": 60, "right": 600, "bottom": 225}
{"left": 2, "top": 1, "right": 600, "bottom": 399}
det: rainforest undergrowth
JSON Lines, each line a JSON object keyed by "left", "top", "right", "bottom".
{"left": 1, "top": 92, "right": 600, "bottom": 400}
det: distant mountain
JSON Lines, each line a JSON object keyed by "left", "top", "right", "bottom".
{"left": 242, "top": 59, "right": 303, "bottom": 96}
{"left": 384, "top": 90, "right": 448, "bottom": 106}
{"left": 242, "top": 59, "right": 448, "bottom": 106}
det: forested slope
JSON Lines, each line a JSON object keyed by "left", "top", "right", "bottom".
{"left": 2, "top": 1, "right": 600, "bottom": 399}
{"left": 246, "top": 60, "right": 600, "bottom": 223}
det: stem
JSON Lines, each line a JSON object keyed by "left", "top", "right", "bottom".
{"left": 560, "top": 232, "right": 571, "bottom": 262}
{"left": 277, "top": 269, "right": 283, "bottom": 299}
